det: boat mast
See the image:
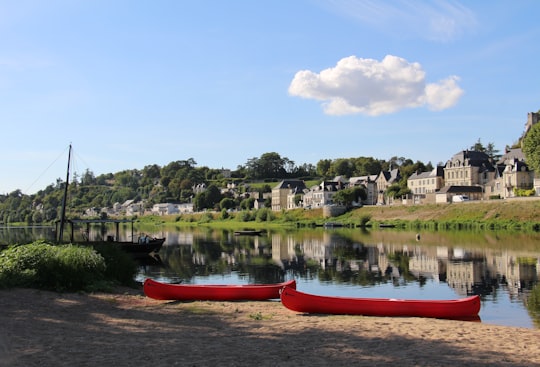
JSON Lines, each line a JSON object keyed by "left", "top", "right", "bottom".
{"left": 58, "top": 144, "right": 72, "bottom": 243}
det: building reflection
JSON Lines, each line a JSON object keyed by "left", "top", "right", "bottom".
{"left": 266, "top": 232, "right": 539, "bottom": 301}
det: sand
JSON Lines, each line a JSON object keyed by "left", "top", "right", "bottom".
{"left": 1, "top": 287, "right": 539, "bottom": 367}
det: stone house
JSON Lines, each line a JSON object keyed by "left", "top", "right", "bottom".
{"left": 125, "top": 201, "right": 144, "bottom": 216}
{"left": 301, "top": 181, "right": 342, "bottom": 209}
{"left": 375, "top": 168, "right": 401, "bottom": 205}
{"left": 407, "top": 167, "right": 445, "bottom": 204}
{"left": 152, "top": 203, "right": 178, "bottom": 215}
{"left": 486, "top": 148, "right": 534, "bottom": 198}
{"left": 192, "top": 183, "right": 206, "bottom": 194}
{"left": 271, "top": 180, "right": 306, "bottom": 211}
{"left": 349, "top": 175, "right": 378, "bottom": 205}
{"left": 443, "top": 150, "right": 495, "bottom": 188}
{"left": 434, "top": 147, "right": 535, "bottom": 202}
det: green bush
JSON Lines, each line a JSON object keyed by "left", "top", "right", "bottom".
{"left": 238, "top": 210, "right": 254, "bottom": 222}
{"left": 220, "top": 208, "right": 230, "bottom": 220}
{"left": 199, "top": 212, "right": 214, "bottom": 223}
{"left": 0, "top": 241, "right": 137, "bottom": 292}
{"left": 514, "top": 188, "right": 536, "bottom": 197}
{"left": 256, "top": 208, "right": 274, "bottom": 222}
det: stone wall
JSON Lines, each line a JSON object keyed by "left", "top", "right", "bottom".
{"left": 323, "top": 205, "right": 347, "bottom": 218}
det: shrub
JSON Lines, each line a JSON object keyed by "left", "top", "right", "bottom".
{"left": 220, "top": 208, "right": 229, "bottom": 220}
{"left": 0, "top": 241, "right": 106, "bottom": 291}
{"left": 514, "top": 188, "right": 536, "bottom": 197}
{"left": 238, "top": 210, "right": 254, "bottom": 222}
{"left": 256, "top": 208, "right": 274, "bottom": 222}
{"left": 199, "top": 212, "right": 214, "bottom": 223}
{"left": 0, "top": 241, "right": 137, "bottom": 292}
{"left": 358, "top": 214, "right": 371, "bottom": 227}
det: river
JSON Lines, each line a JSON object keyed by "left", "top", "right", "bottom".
{"left": 2, "top": 225, "right": 539, "bottom": 329}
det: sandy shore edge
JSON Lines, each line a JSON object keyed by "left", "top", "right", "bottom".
{"left": 1, "top": 288, "right": 539, "bottom": 367}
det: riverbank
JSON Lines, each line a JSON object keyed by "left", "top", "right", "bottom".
{"left": 140, "top": 198, "right": 540, "bottom": 232}
{"left": 1, "top": 286, "right": 539, "bottom": 367}
{"left": 352, "top": 198, "right": 540, "bottom": 222}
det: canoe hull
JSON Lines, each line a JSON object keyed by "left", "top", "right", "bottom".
{"left": 280, "top": 287, "right": 480, "bottom": 319}
{"left": 144, "top": 278, "right": 296, "bottom": 301}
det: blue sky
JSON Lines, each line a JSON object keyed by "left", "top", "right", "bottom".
{"left": 1, "top": 0, "right": 539, "bottom": 194}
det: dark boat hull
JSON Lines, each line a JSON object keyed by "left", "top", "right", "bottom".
{"left": 234, "top": 230, "right": 263, "bottom": 236}
{"left": 86, "top": 238, "right": 165, "bottom": 257}
{"left": 119, "top": 239, "right": 165, "bottom": 255}
{"left": 144, "top": 278, "right": 296, "bottom": 301}
{"left": 280, "top": 287, "right": 481, "bottom": 319}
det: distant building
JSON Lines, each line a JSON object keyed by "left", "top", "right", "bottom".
{"left": 524, "top": 111, "right": 539, "bottom": 135}
{"left": 301, "top": 181, "right": 342, "bottom": 208}
{"left": 487, "top": 148, "right": 535, "bottom": 198}
{"left": 349, "top": 175, "right": 378, "bottom": 205}
{"left": 271, "top": 180, "right": 306, "bottom": 211}
{"left": 375, "top": 168, "right": 401, "bottom": 205}
{"left": 407, "top": 166, "right": 445, "bottom": 204}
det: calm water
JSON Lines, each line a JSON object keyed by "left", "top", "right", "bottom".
{"left": 2, "top": 225, "right": 539, "bottom": 329}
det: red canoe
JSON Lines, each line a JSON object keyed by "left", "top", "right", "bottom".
{"left": 144, "top": 278, "right": 296, "bottom": 301}
{"left": 280, "top": 286, "right": 481, "bottom": 319}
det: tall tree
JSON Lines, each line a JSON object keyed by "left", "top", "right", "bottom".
{"left": 522, "top": 122, "right": 540, "bottom": 174}
{"left": 485, "top": 142, "right": 501, "bottom": 161}
{"left": 245, "top": 152, "right": 292, "bottom": 179}
{"left": 471, "top": 138, "right": 485, "bottom": 152}
{"left": 316, "top": 159, "right": 332, "bottom": 177}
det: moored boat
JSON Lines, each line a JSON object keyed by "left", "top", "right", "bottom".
{"left": 113, "top": 238, "right": 165, "bottom": 256}
{"left": 280, "top": 286, "right": 481, "bottom": 319}
{"left": 234, "top": 230, "right": 263, "bottom": 236}
{"left": 144, "top": 278, "right": 296, "bottom": 301}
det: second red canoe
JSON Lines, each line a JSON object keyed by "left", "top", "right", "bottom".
{"left": 280, "top": 286, "right": 480, "bottom": 319}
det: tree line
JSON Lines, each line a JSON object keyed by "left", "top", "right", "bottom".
{"left": 2, "top": 133, "right": 534, "bottom": 225}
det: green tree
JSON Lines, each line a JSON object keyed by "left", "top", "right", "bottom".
{"left": 523, "top": 123, "right": 540, "bottom": 174}
{"left": 386, "top": 178, "right": 411, "bottom": 199}
{"left": 386, "top": 183, "right": 402, "bottom": 199}
{"left": 470, "top": 139, "right": 501, "bottom": 161}
{"left": 471, "top": 138, "right": 485, "bottom": 152}
{"left": 219, "top": 198, "right": 236, "bottom": 210}
{"left": 316, "top": 159, "right": 332, "bottom": 177}
{"left": 331, "top": 159, "right": 354, "bottom": 177}
{"left": 239, "top": 197, "right": 255, "bottom": 210}
{"left": 80, "top": 169, "right": 96, "bottom": 186}
{"left": 245, "top": 152, "right": 293, "bottom": 179}
{"left": 351, "top": 157, "right": 383, "bottom": 176}
{"left": 332, "top": 187, "right": 366, "bottom": 208}
{"left": 205, "top": 185, "right": 222, "bottom": 209}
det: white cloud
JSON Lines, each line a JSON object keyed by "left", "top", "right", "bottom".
{"left": 424, "top": 76, "right": 463, "bottom": 111}
{"left": 288, "top": 55, "right": 463, "bottom": 116}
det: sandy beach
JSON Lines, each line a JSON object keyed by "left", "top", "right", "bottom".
{"left": 1, "top": 287, "right": 539, "bottom": 367}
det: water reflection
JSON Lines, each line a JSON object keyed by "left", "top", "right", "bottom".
{"left": 2, "top": 225, "right": 539, "bottom": 328}
{"left": 0, "top": 226, "right": 55, "bottom": 245}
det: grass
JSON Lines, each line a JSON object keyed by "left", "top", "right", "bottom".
{"left": 139, "top": 199, "right": 540, "bottom": 233}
